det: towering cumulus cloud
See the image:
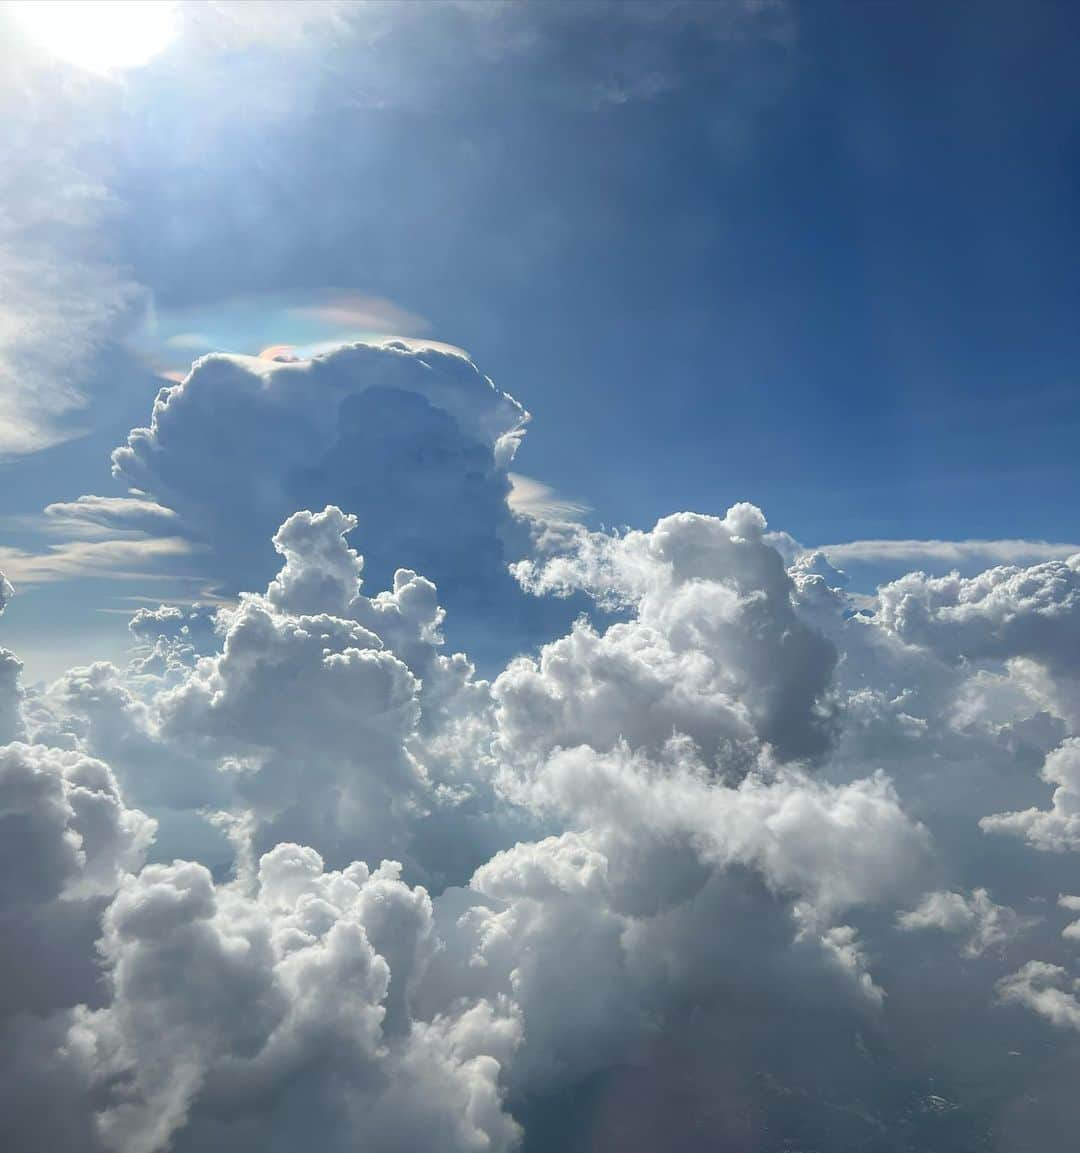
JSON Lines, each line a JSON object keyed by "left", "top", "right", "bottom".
{"left": 107, "top": 343, "right": 548, "bottom": 661}
{"left": 4, "top": 344, "right": 1080, "bottom": 1150}
{"left": 506, "top": 502, "right": 838, "bottom": 761}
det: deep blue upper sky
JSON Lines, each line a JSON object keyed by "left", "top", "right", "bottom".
{"left": 2, "top": 0, "right": 1079, "bottom": 674}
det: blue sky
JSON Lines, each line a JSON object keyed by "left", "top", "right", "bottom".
{"left": 3, "top": 0, "right": 1080, "bottom": 676}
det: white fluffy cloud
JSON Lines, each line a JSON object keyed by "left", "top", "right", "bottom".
{"left": 997, "top": 960, "right": 1080, "bottom": 1032}
{"left": 0, "top": 742, "right": 154, "bottom": 1034}
{"left": 7, "top": 491, "right": 1080, "bottom": 1150}
{"left": 981, "top": 737, "right": 1080, "bottom": 852}
{"left": 1060, "top": 894, "right": 1080, "bottom": 941}
{"left": 897, "top": 888, "right": 1035, "bottom": 956}
{"left": 76, "top": 848, "right": 522, "bottom": 1153}
{"left": 510, "top": 503, "right": 837, "bottom": 760}
{"left": 0, "top": 742, "right": 153, "bottom": 912}
{"left": 9, "top": 368, "right": 1080, "bottom": 1148}
{"left": 145, "top": 504, "right": 511, "bottom": 873}
{"left": 876, "top": 555, "right": 1080, "bottom": 677}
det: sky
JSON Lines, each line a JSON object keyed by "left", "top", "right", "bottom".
{"left": 3, "top": 0, "right": 1080, "bottom": 677}
{"left": 3, "top": 3, "right": 1080, "bottom": 1152}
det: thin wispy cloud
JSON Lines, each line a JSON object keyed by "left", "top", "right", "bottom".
{"left": 42, "top": 495, "right": 179, "bottom": 538}
{"left": 508, "top": 472, "right": 590, "bottom": 522}
{"left": 0, "top": 535, "right": 195, "bottom": 585}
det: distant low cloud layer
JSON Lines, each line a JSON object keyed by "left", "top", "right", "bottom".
{"left": 818, "top": 536, "right": 1080, "bottom": 569}
{"left": 3, "top": 346, "right": 1080, "bottom": 1151}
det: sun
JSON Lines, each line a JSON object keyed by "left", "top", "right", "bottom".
{"left": 10, "top": 1, "right": 177, "bottom": 75}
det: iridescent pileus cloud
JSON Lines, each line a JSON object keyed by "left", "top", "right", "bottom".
{"left": 3, "top": 345, "right": 1080, "bottom": 1152}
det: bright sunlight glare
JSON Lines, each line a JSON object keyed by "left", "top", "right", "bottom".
{"left": 10, "top": 1, "right": 177, "bottom": 75}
